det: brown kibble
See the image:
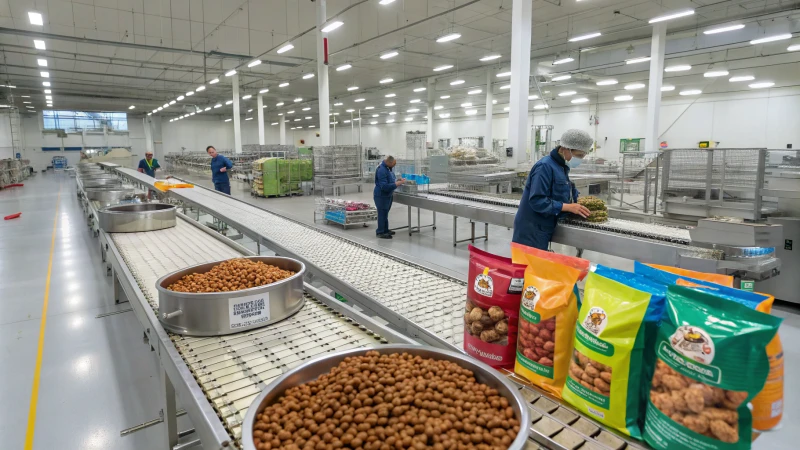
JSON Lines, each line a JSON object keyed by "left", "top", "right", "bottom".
{"left": 252, "top": 351, "right": 520, "bottom": 449}
{"left": 487, "top": 306, "right": 505, "bottom": 322}
{"left": 166, "top": 258, "right": 295, "bottom": 293}
{"left": 469, "top": 308, "right": 484, "bottom": 323}
{"left": 470, "top": 321, "right": 484, "bottom": 335}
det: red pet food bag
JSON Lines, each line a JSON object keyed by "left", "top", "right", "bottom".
{"left": 464, "top": 245, "right": 526, "bottom": 368}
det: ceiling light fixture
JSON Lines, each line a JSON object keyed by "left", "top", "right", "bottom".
{"left": 225, "top": 69, "right": 237, "bottom": 77}
{"left": 571, "top": 98, "right": 589, "bottom": 104}
{"left": 176, "top": 95, "right": 184, "bottom": 101}
{"left": 279, "top": 82, "right": 290, "bottom": 87}
{"left": 294, "top": 97, "right": 302, "bottom": 102}
{"left": 558, "top": 91, "right": 577, "bottom": 96}
{"left": 379, "top": 78, "right": 394, "bottom": 84}
{"left": 450, "top": 79, "right": 465, "bottom": 85}
{"left": 749, "top": 81, "right": 775, "bottom": 89}
{"left": 333, "top": 102, "right": 342, "bottom": 106}
{"left": 42, "top": 81, "right": 50, "bottom": 86}
{"left": 242, "top": 94, "right": 252, "bottom": 100}
{"left": 37, "top": 59, "right": 47, "bottom": 67}
{"left": 552, "top": 57, "right": 574, "bottom": 65}
{"left": 169, "top": 100, "right": 176, "bottom": 105}
{"left": 468, "top": 89, "right": 482, "bottom": 94}
{"left": 729, "top": 75, "right": 755, "bottom": 82}
{"left": 209, "top": 78, "right": 219, "bottom": 84}
{"left": 354, "top": 98, "right": 365, "bottom": 102}
{"left": 302, "top": 107, "right": 311, "bottom": 111}
{"left": 385, "top": 102, "right": 395, "bottom": 106}
{"left": 413, "top": 87, "right": 427, "bottom": 92}
{"left": 436, "top": 33, "right": 461, "bottom": 43}
{"left": 440, "top": 95, "right": 450, "bottom": 99}
{"left": 679, "top": 89, "right": 702, "bottom": 95}
{"left": 465, "top": 109, "right": 477, "bottom": 115}
{"left": 302, "top": 73, "right": 315, "bottom": 79}
{"left": 214, "top": 103, "right": 222, "bottom": 108}
{"left": 196, "top": 85, "right": 206, "bottom": 92}
{"left": 625, "top": 83, "right": 646, "bottom": 90}
{"left": 43, "top": 90, "right": 51, "bottom": 94}
{"left": 321, "top": 21, "right": 344, "bottom": 33}
{"left": 614, "top": 95, "right": 633, "bottom": 101}
{"left": 704, "top": 70, "right": 729, "bottom": 77}
{"left": 433, "top": 65, "right": 453, "bottom": 72}
{"left": 29, "top": 11, "right": 44, "bottom": 25}
{"left": 569, "top": 32, "right": 601, "bottom": 42}
{"left": 480, "top": 54, "right": 501, "bottom": 61}
{"left": 649, "top": 9, "right": 695, "bottom": 24}
{"left": 248, "top": 59, "right": 262, "bottom": 68}
{"left": 205, "top": 107, "right": 211, "bottom": 111}
{"left": 460, "top": 103, "right": 472, "bottom": 107}
{"left": 409, "top": 99, "right": 421, "bottom": 103}
{"left": 434, "top": 105, "right": 443, "bottom": 110}
{"left": 186, "top": 91, "right": 194, "bottom": 96}
{"left": 259, "top": 88, "right": 269, "bottom": 94}
{"left": 626, "top": 57, "right": 651, "bottom": 64}
{"left": 34, "top": 40, "right": 46, "bottom": 50}
{"left": 40, "top": 72, "right": 49, "bottom": 78}
{"left": 499, "top": 84, "right": 511, "bottom": 90}
{"left": 439, "top": 113, "right": 450, "bottom": 118}
{"left": 388, "top": 112, "right": 396, "bottom": 115}
{"left": 365, "top": 106, "right": 374, "bottom": 110}
{"left": 225, "top": 119, "right": 232, "bottom": 122}
{"left": 750, "top": 34, "right": 792, "bottom": 45}
{"left": 788, "top": 44, "right": 800, "bottom": 51}
{"left": 385, "top": 93, "right": 396, "bottom": 98}
{"left": 665, "top": 65, "right": 692, "bottom": 72}
{"left": 661, "top": 85, "right": 675, "bottom": 91}
{"left": 552, "top": 75, "right": 572, "bottom": 81}
{"left": 533, "top": 104, "right": 549, "bottom": 110}
{"left": 380, "top": 51, "right": 399, "bottom": 59}
{"left": 704, "top": 24, "right": 745, "bottom": 35}
{"left": 496, "top": 71, "right": 512, "bottom": 77}
{"left": 287, "top": 110, "right": 295, "bottom": 114}
{"left": 277, "top": 44, "right": 294, "bottom": 54}
{"left": 226, "top": 100, "right": 233, "bottom": 105}
{"left": 528, "top": 95, "right": 538, "bottom": 100}
{"left": 336, "top": 64, "right": 352, "bottom": 71}
{"left": 276, "top": 102, "right": 284, "bottom": 106}
{"left": 407, "top": 108, "right": 420, "bottom": 112}
{"left": 347, "top": 86, "right": 359, "bottom": 91}
{"left": 596, "top": 79, "right": 618, "bottom": 86}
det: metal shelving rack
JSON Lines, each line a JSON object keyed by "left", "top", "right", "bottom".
{"left": 313, "top": 145, "right": 362, "bottom": 195}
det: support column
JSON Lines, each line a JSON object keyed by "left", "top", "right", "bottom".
{"left": 485, "top": 70, "right": 494, "bottom": 153}
{"left": 316, "top": 0, "right": 331, "bottom": 145}
{"left": 645, "top": 23, "right": 666, "bottom": 153}
{"left": 279, "top": 115, "right": 286, "bottom": 145}
{"left": 426, "top": 77, "right": 435, "bottom": 148}
{"left": 257, "top": 94, "right": 265, "bottom": 144}
{"left": 506, "top": 0, "right": 533, "bottom": 169}
{"left": 232, "top": 74, "right": 242, "bottom": 153}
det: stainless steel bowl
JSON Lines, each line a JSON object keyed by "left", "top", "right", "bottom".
{"left": 242, "top": 345, "right": 530, "bottom": 450}
{"left": 98, "top": 203, "right": 176, "bottom": 232}
{"left": 81, "top": 180, "right": 123, "bottom": 189}
{"left": 156, "top": 256, "right": 305, "bottom": 336}
{"left": 84, "top": 187, "right": 136, "bottom": 204}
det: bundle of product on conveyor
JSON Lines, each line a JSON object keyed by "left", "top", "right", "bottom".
{"left": 577, "top": 196, "right": 608, "bottom": 223}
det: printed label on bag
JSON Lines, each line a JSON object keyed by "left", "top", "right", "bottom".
{"left": 229, "top": 292, "right": 271, "bottom": 329}
{"left": 508, "top": 278, "right": 524, "bottom": 294}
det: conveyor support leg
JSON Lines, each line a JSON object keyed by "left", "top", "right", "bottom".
{"left": 161, "top": 369, "right": 179, "bottom": 449}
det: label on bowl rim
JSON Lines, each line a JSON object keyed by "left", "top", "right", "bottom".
{"left": 229, "top": 292, "right": 271, "bottom": 329}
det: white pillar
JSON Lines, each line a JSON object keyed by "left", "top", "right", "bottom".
{"left": 485, "top": 70, "right": 493, "bottom": 152}
{"left": 506, "top": 0, "right": 533, "bottom": 169}
{"left": 426, "top": 77, "right": 435, "bottom": 148}
{"left": 279, "top": 115, "right": 286, "bottom": 145}
{"left": 257, "top": 94, "right": 265, "bottom": 145}
{"left": 232, "top": 74, "right": 242, "bottom": 153}
{"left": 645, "top": 23, "right": 666, "bottom": 154}
{"left": 316, "top": 0, "right": 331, "bottom": 145}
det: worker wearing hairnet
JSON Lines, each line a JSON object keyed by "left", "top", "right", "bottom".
{"left": 512, "top": 129, "right": 592, "bottom": 250}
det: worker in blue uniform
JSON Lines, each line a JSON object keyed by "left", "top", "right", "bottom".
{"left": 512, "top": 129, "right": 592, "bottom": 250}
{"left": 137, "top": 151, "right": 160, "bottom": 177}
{"left": 207, "top": 145, "right": 233, "bottom": 195}
{"left": 373, "top": 155, "right": 405, "bottom": 239}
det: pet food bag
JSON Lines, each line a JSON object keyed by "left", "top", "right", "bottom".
{"left": 562, "top": 271, "right": 653, "bottom": 438}
{"left": 511, "top": 243, "right": 591, "bottom": 280}
{"left": 646, "top": 263, "right": 733, "bottom": 287}
{"left": 464, "top": 245, "right": 526, "bottom": 368}
{"left": 510, "top": 245, "right": 585, "bottom": 397}
{"left": 643, "top": 285, "right": 781, "bottom": 450}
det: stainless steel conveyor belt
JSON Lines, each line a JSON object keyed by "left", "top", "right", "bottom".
{"left": 115, "top": 168, "right": 470, "bottom": 350}
{"left": 103, "top": 217, "right": 407, "bottom": 448}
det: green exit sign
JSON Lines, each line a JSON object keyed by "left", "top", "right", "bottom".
{"left": 740, "top": 280, "right": 755, "bottom": 292}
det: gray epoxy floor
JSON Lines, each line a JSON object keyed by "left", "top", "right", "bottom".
{"left": 1, "top": 172, "right": 795, "bottom": 449}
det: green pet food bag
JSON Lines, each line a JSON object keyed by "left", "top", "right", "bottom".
{"left": 643, "top": 285, "right": 781, "bottom": 450}
{"left": 561, "top": 272, "right": 653, "bottom": 438}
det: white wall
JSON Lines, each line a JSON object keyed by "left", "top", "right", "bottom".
{"left": 155, "top": 87, "right": 800, "bottom": 161}
{"left": 0, "top": 113, "right": 13, "bottom": 159}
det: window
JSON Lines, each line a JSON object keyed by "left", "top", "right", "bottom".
{"left": 42, "top": 110, "right": 128, "bottom": 132}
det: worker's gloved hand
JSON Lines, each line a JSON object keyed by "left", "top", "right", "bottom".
{"left": 563, "top": 203, "right": 591, "bottom": 218}
{"left": 396, "top": 179, "right": 406, "bottom": 186}
{"left": 220, "top": 167, "right": 227, "bottom": 173}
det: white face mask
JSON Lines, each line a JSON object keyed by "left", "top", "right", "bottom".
{"left": 566, "top": 149, "right": 584, "bottom": 168}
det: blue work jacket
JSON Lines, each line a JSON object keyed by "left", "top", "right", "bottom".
{"left": 373, "top": 161, "right": 397, "bottom": 209}
{"left": 137, "top": 158, "right": 160, "bottom": 177}
{"left": 512, "top": 148, "right": 580, "bottom": 250}
{"left": 210, "top": 155, "right": 233, "bottom": 184}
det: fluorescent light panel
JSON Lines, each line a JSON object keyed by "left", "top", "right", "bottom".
{"left": 704, "top": 24, "right": 745, "bottom": 35}
{"left": 552, "top": 75, "right": 571, "bottom": 81}
{"left": 626, "top": 57, "right": 651, "bottom": 64}
{"left": 729, "top": 75, "right": 754, "bottom": 82}
{"left": 649, "top": 10, "right": 694, "bottom": 24}
{"left": 28, "top": 12, "right": 43, "bottom": 25}
{"left": 433, "top": 65, "right": 453, "bottom": 72}
{"left": 436, "top": 33, "right": 460, "bottom": 43}
{"left": 380, "top": 51, "right": 399, "bottom": 59}
{"left": 34, "top": 40, "right": 46, "bottom": 50}
{"left": 568, "top": 32, "right": 601, "bottom": 42}
{"left": 480, "top": 55, "right": 501, "bottom": 61}
{"left": 37, "top": 59, "right": 47, "bottom": 66}
{"left": 277, "top": 44, "right": 294, "bottom": 54}
{"left": 665, "top": 65, "right": 691, "bottom": 72}
{"left": 552, "top": 57, "right": 574, "bottom": 65}
{"left": 751, "top": 34, "right": 792, "bottom": 45}
{"left": 321, "top": 21, "right": 343, "bottom": 33}
{"left": 596, "top": 79, "right": 618, "bottom": 86}
{"left": 247, "top": 59, "right": 262, "bottom": 67}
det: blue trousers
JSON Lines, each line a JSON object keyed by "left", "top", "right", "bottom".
{"left": 214, "top": 181, "right": 231, "bottom": 195}
{"left": 374, "top": 196, "right": 392, "bottom": 235}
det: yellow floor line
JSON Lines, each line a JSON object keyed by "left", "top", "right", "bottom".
{"left": 24, "top": 188, "right": 61, "bottom": 450}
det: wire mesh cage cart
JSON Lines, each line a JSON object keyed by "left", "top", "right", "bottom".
{"left": 660, "top": 148, "right": 770, "bottom": 220}
{"left": 314, "top": 198, "right": 377, "bottom": 229}
{"left": 313, "top": 145, "right": 362, "bottom": 195}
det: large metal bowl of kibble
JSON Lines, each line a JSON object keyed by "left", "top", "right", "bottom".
{"left": 155, "top": 256, "right": 305, "bottom": 336}
{"left": 243, "top": 345, "right": 531, "bottom": 450}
